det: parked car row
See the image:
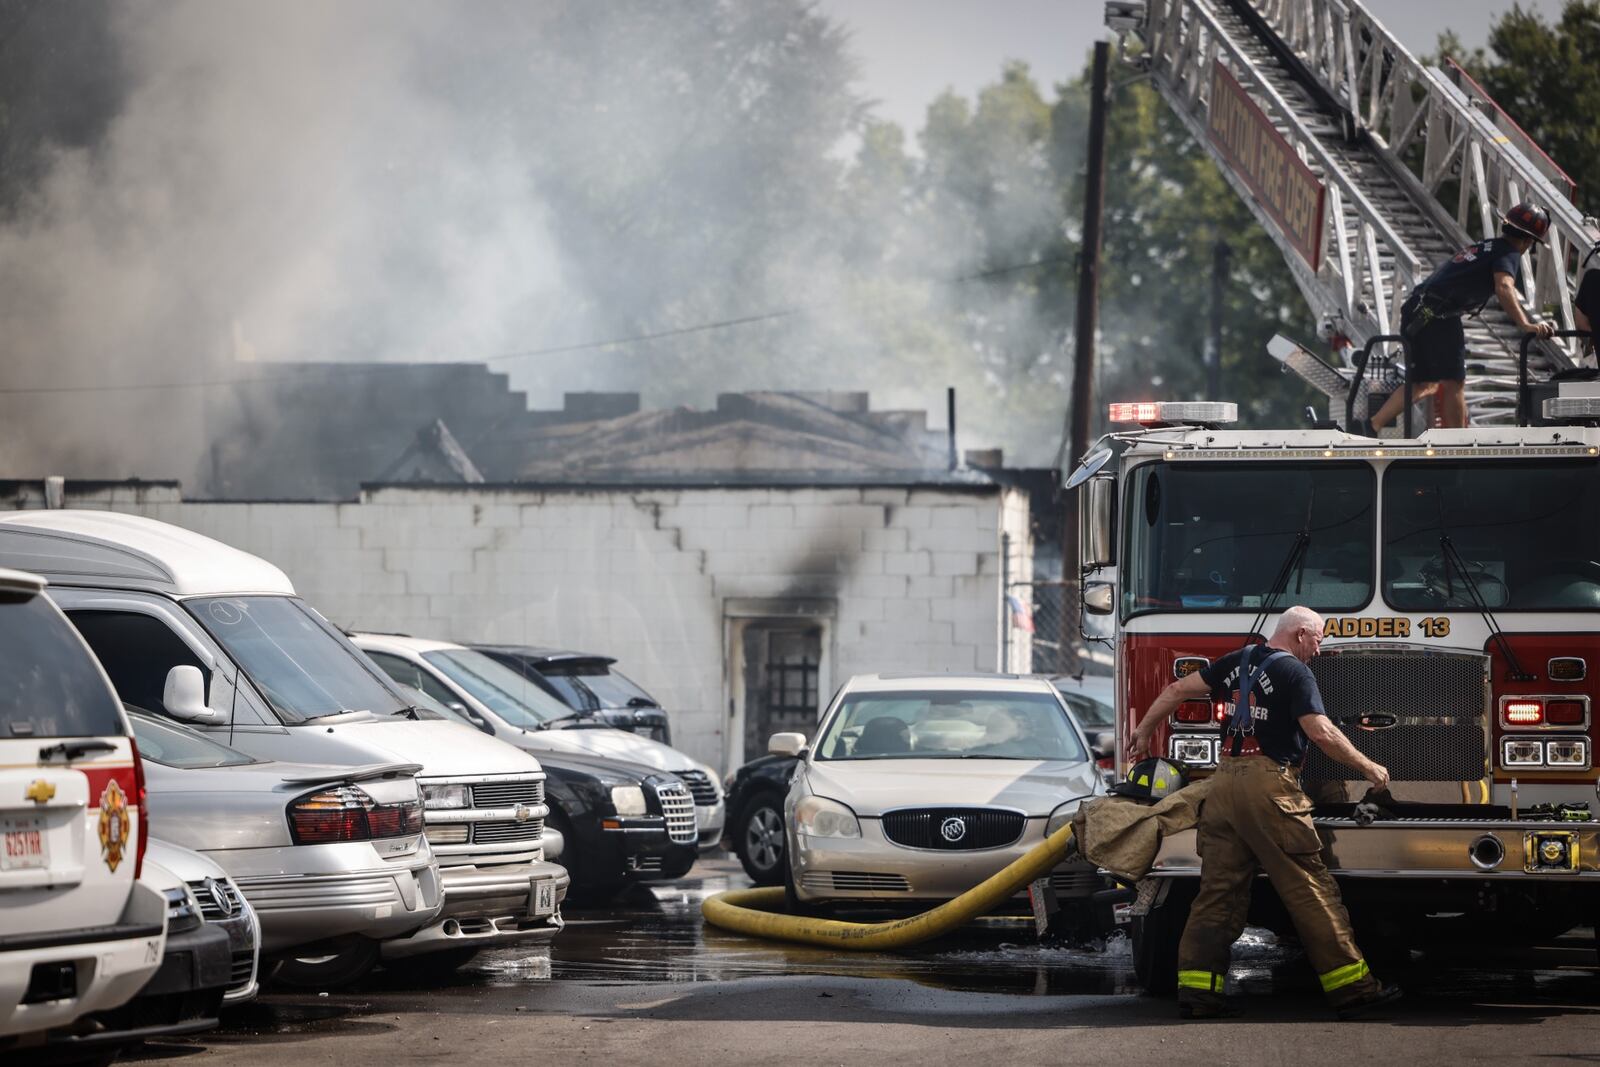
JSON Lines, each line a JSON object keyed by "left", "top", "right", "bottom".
{"left": 0, "top": 510, "right": 723, "bottom": 1061}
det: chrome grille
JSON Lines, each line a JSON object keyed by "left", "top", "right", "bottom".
{"left": 881, "top": 808, "right": 1026, "bottom": 851}
{"left": 1049, "top": 868, "right": 1103, "bottom": 896}
{"left": 1304, "top": 649, "right": 1488, "bottom": 782}
{"left": 800, "top": 871, "right": 911, "bottom": 893}
{"left": 654, "top": 781, "right": 697, "bottom": 844}
{"left": 472, "top": 819, "right": 544, "bottom": 843}
{"left": 674, "top": 769, "right": 719, "bottom": 806}
{"left": 186, "top": 878, "right": 246, "bottom": 922}
{"left": 628, "top": 855, "right": 665, "bottom": 873}
{"left": 471, "top": 779, "right": 544, "bottom": 808}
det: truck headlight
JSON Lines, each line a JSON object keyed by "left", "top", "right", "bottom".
{"left": 1546, "top": 739, "right": 1589, "bottom": 768}
{"left": 795, "top": 795, "right": 861, "bottom": 839}
{"left": 610, "top": 785, "right": 648, "bottom": 816}
{"left": 1170, "top": 736, "right": 1218, "bottom": 766}
{"left": 422, "top": 783, "right": 470, "bottom": 809}
{"left": 1502, "top": 739, "right": 1545, "bottom": 768}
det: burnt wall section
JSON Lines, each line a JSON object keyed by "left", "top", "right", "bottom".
{"left": 1, "top": 482, "right": 1018, "bottom": 772}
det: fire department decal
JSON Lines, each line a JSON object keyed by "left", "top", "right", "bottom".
{"left": 98, "top": 778, "right": 131, "bottom": 873}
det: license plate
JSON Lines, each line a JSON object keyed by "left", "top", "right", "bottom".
{"left": 1, "top": 816, "right": 48, "bottom": 871}
{"left": 534, "top": 880, "right": 556, "bottom": 916}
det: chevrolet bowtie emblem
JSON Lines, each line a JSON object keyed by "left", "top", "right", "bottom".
{"left": 25, "top": 779, "right": 56, "bottom": 804}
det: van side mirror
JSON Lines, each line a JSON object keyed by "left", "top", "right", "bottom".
{"left": 1079, "top": 475, "right": 1116, "bottom": 569}
{"left": 163, "top": 665, "right": 224, "bottom": 724}
{"left": 768, "top": 732, "right": 808, "bottom": 758}
{"left": 448, "top": 702, "right": 493, "bottom": 735}
{"left": 1083, "top": 582, "right": 1115, "bottom": 616}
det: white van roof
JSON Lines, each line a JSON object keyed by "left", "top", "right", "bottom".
{"left": 0, "top": 511, "right": 294, "bottom": 598}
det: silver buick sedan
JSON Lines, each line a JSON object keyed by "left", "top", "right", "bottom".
{"left": 781, "top": 674, "right": 1104, "bottom": 916}
{"left": 130, "top": 712, "right": 444, "bottom": 987}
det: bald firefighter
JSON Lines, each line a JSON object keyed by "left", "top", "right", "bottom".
{"left": 1129, "top": 606, "right": 1403, "bottom": 1019}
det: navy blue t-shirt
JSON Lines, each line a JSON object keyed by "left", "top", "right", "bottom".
{"left": 1413, "top": 237, "right": 1522, "bottom": 317}
{"left": 1198, "top": 647, "right": 1327, "bottom": 765}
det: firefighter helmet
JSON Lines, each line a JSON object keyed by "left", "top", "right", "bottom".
{"left": 1108, "top": 757, "right": 1188, "bottom": 801}
{"left": 1502, "top": 202, "right": 1551, "bottom": 244}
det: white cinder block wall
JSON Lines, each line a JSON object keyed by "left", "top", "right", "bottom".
{"left": 2, "top": 482, "right": 1026, "bottom": 773}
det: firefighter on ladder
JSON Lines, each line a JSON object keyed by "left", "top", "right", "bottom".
{"left": 1369, "top": 202, "right": 1555, "bottom": 432}
{"left": 1128, "top": 606, "right": 1404, "bottom": 1019}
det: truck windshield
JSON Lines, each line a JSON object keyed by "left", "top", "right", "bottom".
{"left": 1123, "top": 462, "right": 1375, "bottom": 618}
{"left": 422, "top": 649, "right": 576, "bottom": 728}
{"left": 1383, "top": 460, "right": 1600, "bottom": 610}
{"left": 187, "top": 596, "right": 405, "bottom": 722}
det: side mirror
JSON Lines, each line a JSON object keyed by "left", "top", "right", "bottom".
{"left": 163, "top": 665, "right": 224, "bottom": 724}
{"left": 768, "top": 732, "right": 808, "bottom": 758}
{"left": 1090, "top": 731, "right": 1114, "bottom": 761}
{"left": 1079, "top": 475, "right": 1116, "bottom": 569}
{"left": 447, "top": 702, "right": 493, "bottom": 734}
{"left": 1083, "top": 581, "right": 1115, "bottom": 616}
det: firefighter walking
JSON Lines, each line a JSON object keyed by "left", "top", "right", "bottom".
{"left": 1129, "top": 606, "right": 1403, "bottom": 1019}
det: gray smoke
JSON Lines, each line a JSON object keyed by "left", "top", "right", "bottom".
{"left": 0, "top": 1, "right": 1070, "bottom": 486}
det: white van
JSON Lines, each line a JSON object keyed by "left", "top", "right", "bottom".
{"left": 0, "top": 513, "right": 568, "bottom": 980}
{"left": 0, "top": 567, "right": 167, "bottom": 1051}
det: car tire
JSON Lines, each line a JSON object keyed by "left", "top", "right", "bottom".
{"left": 273, "top": 938, "right": 381, "bottom": 989}
{"left": 1131, "top": 879, "right": 1196, "bottom": 997}
{"left": 734, "top": 791, "right": 787, "bottom": 886}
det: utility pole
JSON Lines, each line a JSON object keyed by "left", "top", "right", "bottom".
{"left": 1206, "top": 239, "right": 1231, "bottom": 401}
{"left": 1062, "top": 38, "right": 1110, "bottom": 673}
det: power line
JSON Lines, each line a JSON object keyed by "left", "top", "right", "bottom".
{"left": 0, "top": 253, "right": 1075, "bottom": 397}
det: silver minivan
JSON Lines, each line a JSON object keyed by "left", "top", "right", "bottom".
{"left": 0, "top": 512, "right": 568, "bottom": 982}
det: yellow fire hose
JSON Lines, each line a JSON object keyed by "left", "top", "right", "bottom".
{"left": 701, "top": 823, "right": 1077, "bottom": 950}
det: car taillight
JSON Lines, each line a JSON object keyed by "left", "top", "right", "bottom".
{"left": 130, "top": 739, "right": 148, "bottom": 880}
{"left": 1546, "top": 700, "right": 1585, "bottom": 726}
{"left": 1504, "top": 700, "right": 1544, "bottom": 726}
{"left": 288, "top": 785, "right": 423, "bottom": 845}
{"left": 1175, "top": 701, "right": 1212, "bottom": 724}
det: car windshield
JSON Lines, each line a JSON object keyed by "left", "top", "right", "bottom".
{"left": 423, "top": 649, "right": 575, "bottom": 727}
{"left": 187, "top": 596, "right": 405, "bottom": 722}
{"left": 1123, "top": 461, "right": 1374, "bottom": 618}
{"left": 814, "top": 690, "right": 1087, "bottom": 762}
{"left": 0, "top": 592, "right": 124, "bottom": 739}
{"left": 537, "top": 662, "right": 656, "bottom": 711}
{"left": 129, "top": 713, "right": 255, "bottom": 768}
{"left": 1383, "top": 460, "right": 1600, "bottom": 610}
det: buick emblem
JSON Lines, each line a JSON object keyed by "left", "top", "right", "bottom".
{"left": 204, "top": 878, "right": 234, "bottom": 917}
{"left": 940, "top": 817, "right": 967, "bottom": 843}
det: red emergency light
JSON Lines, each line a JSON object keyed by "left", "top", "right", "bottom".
{"left": 1547, "top": 700, "right": 1586, "bottom": 726}
{"left": 1504, "top": 700, "right": 1543, "bottom": 726}
{"left": 1175, "top": 701, "right": 1211, "bottom": 724}
{"left": 1108, "top": 402, "right": 1162, "bottom": 424}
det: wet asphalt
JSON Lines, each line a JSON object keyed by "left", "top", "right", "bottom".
{"left": 128, "top": 854, "right": 1600, "bottom": 1066}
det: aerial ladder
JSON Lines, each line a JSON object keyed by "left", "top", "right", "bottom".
{"left": 1105, "top": 0, "right": 1596, "bottom": 427}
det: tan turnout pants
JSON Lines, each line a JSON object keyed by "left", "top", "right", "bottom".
{"left": 1176, "top": 756, "right": 1381, "bottom": 1008}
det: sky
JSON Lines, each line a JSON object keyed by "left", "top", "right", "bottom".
{"left": 816, "top": 0, "right": 1568, "bottom": 135}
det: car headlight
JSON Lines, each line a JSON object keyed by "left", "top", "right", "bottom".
{"left": 422, "top": 783, "right": 470, "bottom": 809}
{"left": 610, "top": 785, "right": 648, "bottom": 816}
{"left": 794, "top": 795, "right": 861, "bottom": 839}
{"left": 1045, "top": 800, "right": 1081, "bottom": 838}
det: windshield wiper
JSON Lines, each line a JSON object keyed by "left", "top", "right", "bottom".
{"left": 389, "top": 705, "right": 421, "bottom": 720}
{"left": 1439, "top": 535, "right": 1534, "bottom": 681}
{"left": 536, "top": 712, "right": 583, "bottom": 730}
{"left": 38, "top": 740, "right": 117, "bottom": 761}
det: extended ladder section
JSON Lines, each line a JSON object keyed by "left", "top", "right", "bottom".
{"left": 1108, "top": 0, "right": 1596, "bottom": 426}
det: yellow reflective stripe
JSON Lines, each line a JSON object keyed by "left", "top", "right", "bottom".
{"left": 1177, "top": 970, "right": 1224, "bottom": 992}
{"left": 1319, "top": 959, "right": 1370, "bottom": 993}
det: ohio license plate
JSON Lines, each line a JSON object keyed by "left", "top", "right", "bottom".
{"left": 534, "top": 880, "right": 556, "bottom": 916}
{"left": 1, "top": 815, "right": 48, "bottom": 871}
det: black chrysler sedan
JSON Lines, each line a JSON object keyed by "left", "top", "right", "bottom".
{"left": 473, "top": 644, "right": 673, "bottom": 744}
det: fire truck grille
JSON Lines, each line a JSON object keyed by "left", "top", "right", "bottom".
{"left": 1303, "top": 649, "right": 1488, "bottom": 782}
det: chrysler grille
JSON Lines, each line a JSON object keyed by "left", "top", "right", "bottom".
{"left": 675, "top": 769, "right": 719, "bottom": 806}
{"left": 800, "top": 871, "right": 911, "bottom": 893}
{"left": 654, "top": 781, "right": 698, "bottom": 844}
{"left": 1304, "top": 649, "right": 1489, "bottom": 783}
{"left": 881, "top": 808, "right": 1026, "bottom": 850}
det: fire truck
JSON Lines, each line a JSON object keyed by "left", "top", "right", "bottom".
{"left": 1069, "top": 394, "right": 1600, "bottom": 992}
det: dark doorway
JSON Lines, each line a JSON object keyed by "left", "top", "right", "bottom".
{"left": 741, "top": 623, "right": 822, "bottom": 763}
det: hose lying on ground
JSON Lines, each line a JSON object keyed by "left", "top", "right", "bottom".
{"left": 701, "top": 823, "right": 1077, "bottom": 950}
